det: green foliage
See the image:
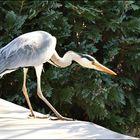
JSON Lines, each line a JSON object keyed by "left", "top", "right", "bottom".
{"left": 0, "top": 0, "right": 140, "bottom": 137}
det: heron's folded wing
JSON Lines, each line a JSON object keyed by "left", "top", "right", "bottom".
{"left": 0, "top": 39, "right": 37, "bottom": 71}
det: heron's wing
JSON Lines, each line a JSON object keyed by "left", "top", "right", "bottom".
{"left": 0, "top": 31, "right": 53, "bottom": 58}
{"left": 0, "top": 32, "right": 55, "bottom": 74}
{"left": 0, "top": 38, "right": 22, "bottom": 72}
{"left": 0, "top": 36, "right": 27, "bottom": 58}
{"left": 0, "top": 35, "right": 41, "bottom": 73}
{"left": 0, "top": 37, "right": 39, "bottom": 72}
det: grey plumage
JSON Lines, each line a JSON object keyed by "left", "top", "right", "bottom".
{"left": 0, "top": 31, "right": 56, "bottom": 75}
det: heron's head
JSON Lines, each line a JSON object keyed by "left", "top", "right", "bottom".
{"left": 79, "top": 54, "right": 117, "bottom": 75}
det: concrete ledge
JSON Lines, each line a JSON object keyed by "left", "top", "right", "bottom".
{"left": 0, "top": 98, "right": 138, "bottom": 139}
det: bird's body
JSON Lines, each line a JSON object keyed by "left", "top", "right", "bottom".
{"left": 0, "top": 31, "right": 56, "bottom": 76}
{"left": 0, "top": 31, "right": 117, "bottom": 120}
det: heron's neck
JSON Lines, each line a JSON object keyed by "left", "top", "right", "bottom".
{"left": 50, "top": 50, "right": 81, "bottom": 68}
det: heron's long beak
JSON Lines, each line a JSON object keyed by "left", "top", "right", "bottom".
{"left": 94, "top": 62, "right": 117, "bottom": 75}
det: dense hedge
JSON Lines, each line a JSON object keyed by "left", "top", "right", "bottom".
{"left": 0, "top": 0, "right": 140, "bottom": 137}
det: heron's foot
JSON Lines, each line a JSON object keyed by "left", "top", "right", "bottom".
{"left": 28, "top": 113, "right": 73, "bottom": 121}
{"left": 28, "top": 113, "right": 36, "bottom": 119}
{"left": 35, "top": 116, "right": 49, "bottom": 119}
{"left": 28, "top": 114, "right": 49, "bottom": 119}
{"left": 50, "top": 116, "right": 74, "bottom": 121}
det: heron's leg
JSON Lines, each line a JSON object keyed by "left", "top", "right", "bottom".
{"left": 35, "top": 64, "right": 73, "bottom": 121}
{"left": 22, "top": 68, "right": 35, "bottom": 118}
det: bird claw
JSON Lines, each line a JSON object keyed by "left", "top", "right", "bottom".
{"left": 28, "top": 114, "right": 74, "bottom": 121}
{"left": 28, "top": 114, "right": 49, "bottom": 119}
{"left": 35, "top": 116, "right": 49, "bottom": 119}
{"left": 28, "top": 114, "right": 36, "bottom": 119}
{"left": 50, "top": 116, "right": 74, "bottom": 121}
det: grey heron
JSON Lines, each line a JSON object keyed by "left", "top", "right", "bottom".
{"left": 0, "top": 31, "right": 117, "bottom": 120}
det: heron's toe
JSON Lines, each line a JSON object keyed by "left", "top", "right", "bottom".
{"left": 50, "top": 116, "right": 74, "bottom": 121}
{"left": 28, "top": 114, "right": 36, "bottom": 119}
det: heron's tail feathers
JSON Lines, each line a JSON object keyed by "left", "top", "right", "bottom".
{"left": 0, "top": 53, "right": 14, "bottom": 78}
{"left": 0, "top": 53, "right": 18, "bottom": 78}
{"left": 0, "top": 69, "right": 16, "bottom": 78}
{"left": 0, "top": 54, "right": 7, "bottom": 76}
